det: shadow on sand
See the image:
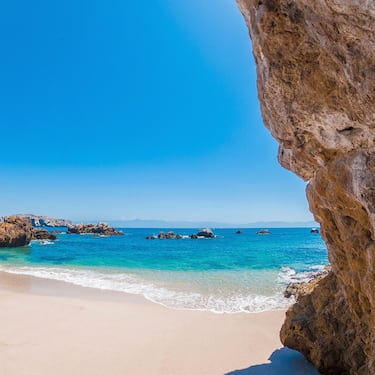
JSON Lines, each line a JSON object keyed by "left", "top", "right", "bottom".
{"left": 226, "top": 347, "right": 320, "bottom": 375}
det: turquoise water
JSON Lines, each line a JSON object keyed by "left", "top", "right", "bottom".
{"left": 0, "top": 228, "right": 328, "bottom": 313}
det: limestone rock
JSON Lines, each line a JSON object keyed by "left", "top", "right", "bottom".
{"left": 237, "top": 1, "right": 375, "bottom": 374}
{"left": 283, "top": 267, "right": 330, "bottom": 299}
{"left": 158, "top": 231, "right": 176, "bottom": 239}
{"left": 15, "top": 214, "right": 72, "bottom": 227}
{"left": 67, "top": 222, "right": 123, "bottom": 236}
{"left": 196, "top": 228, "right": 215, "bottom": 238}
{"left": 0, "top": 216, "right": 33, "bottom": 247}
{"left": 32, "top": 228, "right": 58, "bottom": 241}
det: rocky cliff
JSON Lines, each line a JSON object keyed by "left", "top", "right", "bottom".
{"left": 0, "top": 216, "right": 33, "bottom": 247}
{"left": 15, "top": 214, "right": 72, "bottom": 227}
{"left": 236, "top": 1, "right": 375, "bottom": 374}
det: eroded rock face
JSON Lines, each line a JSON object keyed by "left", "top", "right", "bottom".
{"left": 237, "top": 1, "right": 375, "bottom": 374}
{"left": 0, "top": 216, "right": 33, "bottom": 247}
{"left": 32, "top": 228, "right": 58, "bottom": 241}
{"left": 67, "top": 222, "right": 123, "bottom": 236}
{"left": 15, "top": 214, "right": 72, "bottom": 227}
{"left": 283, "top": 266, "right": 330, "bottom": 299}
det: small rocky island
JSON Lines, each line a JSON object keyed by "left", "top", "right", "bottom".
{"left": 256, "top": 229, "right": 270, "bottom": 235}
{"left": 67, "top": 222, "right": 123, "bottom": 236}
{"left": 32, "top": 228, "right": 58, "bottom": 241}
{"left": 146, "top": 228, "right": 216, "bottom": 240}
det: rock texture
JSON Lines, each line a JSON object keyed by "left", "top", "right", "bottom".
{"left": 145, "top": 229, "right": 216, "bottom": 240}
{"left": 283, "top": 266, "right": 330, "bottom": 299}
{"left": 32, "top": 228, "right": 58, "bottom": 241}
{"left": 15, "top": 214, "right": 72, "bottom": 227}
{"left": 237, "top": 1, "right": 375, "bottom": 374}
{"left": 196, "top": 228, "right": 215, "bottom": 238}
{"left": 158, "top": 231, "right": 177, "bottom": 239}
{"left": 0, "top": 216, "right": 33, "bottom": 247}
{"left": 67, "top": 222, "right": 123, "bottom": 236}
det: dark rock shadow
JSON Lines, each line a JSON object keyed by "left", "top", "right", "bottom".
{"left": 226, "top": 347, "right": 321, "bottom": 375}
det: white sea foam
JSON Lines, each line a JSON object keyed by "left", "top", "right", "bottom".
{"left": 0, "top": 265, "right": 294, "bottom": 313}
{"left": 30, "top": 240, "right": 54, "bottom": 246}
{"left": 40, "top": 240, "right": 54, "bottom": 245}
{"left": 278, "top": 265, "right": 327, "bottom": 284}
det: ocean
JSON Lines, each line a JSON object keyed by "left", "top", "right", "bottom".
{"left": 0, "top": 227, "right": 328, "bottom": 313}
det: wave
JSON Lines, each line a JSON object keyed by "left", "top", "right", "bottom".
{"left": 31, "top": 240, "right": 54, "bottom": 246}
{"left": 0, "top": 265, "right": 293, "bottom": 314}
{"left": 277, "top": 265, "right": 327, "bottom": 284}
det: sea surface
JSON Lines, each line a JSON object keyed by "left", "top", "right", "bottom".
{"left": 0, "top": 228, "right": 328, "bottom": 313}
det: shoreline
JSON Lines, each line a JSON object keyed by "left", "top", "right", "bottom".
{"left": 0, "top": 266, "right": 294, "bottom": 314}
{"left": 0, "top": 271, "right": 319, "bottom": 374}
{"left": 0, "top": 226, "right": 327, "bottom": 314}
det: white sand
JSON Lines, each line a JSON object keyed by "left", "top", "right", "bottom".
{"left": 0, "top": 272, "right": 319, "bottom": 375}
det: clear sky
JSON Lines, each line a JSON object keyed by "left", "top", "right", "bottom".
{"left": 0, "top": 0, "right": 313, "bottom": 224}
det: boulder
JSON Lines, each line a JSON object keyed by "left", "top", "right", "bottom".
{"left": 32, "top": 228, "right": 58, "bottom": 241}
{"left": 284, "top": 267, "right": 331, "bottom": 299}
{"left": 158, "top": 231, "right": 175, "bottom": 239}
{"left": 67, "top": 222, "right": 123, "bottom": 236}
{"left": 256, "top": 229, "right": 270, "bottom": 235}
{"left": 0, "top": 216, "right": 33, "bottom": 247}
{"left": 146, "top": 235, "right": 157, "bottom": 240}
{"left": 196, "top": 228, "right": 215, "bottom": 238}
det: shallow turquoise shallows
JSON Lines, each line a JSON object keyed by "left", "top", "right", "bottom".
{"left": 0, "top": 227, "right": 328, "bottom": 313}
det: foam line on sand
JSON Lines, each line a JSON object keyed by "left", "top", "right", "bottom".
{"left": 0, "top": 271, "right": 319, "bottom": 375}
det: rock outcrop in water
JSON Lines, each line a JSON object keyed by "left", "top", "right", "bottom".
{"left": 283, "top": 266, "right": 330, "bottom": 299}
{"left": 196, "top": 228, "right": 215, "bottom": 238}
{"left": 32, "top": 228, "right": 58, "bottom": 241}
{"left": 0, "top": 216, "right": 33, "bottom": 247}
{"left": 67, "top": 222, "right": 123, "bottom": 236}
{"left": 237, "top": 1, "right": 375, "bottom": 374}
{"left": 145, "top": 229, "right": 216, "bottom": 240}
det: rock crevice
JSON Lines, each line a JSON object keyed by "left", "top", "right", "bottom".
{"left": 237, "top": 1, "right": 375, "bottom": 374}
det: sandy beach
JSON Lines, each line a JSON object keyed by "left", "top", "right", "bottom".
{"left": 0, "top": 271, "right": 319, "bottom": 375}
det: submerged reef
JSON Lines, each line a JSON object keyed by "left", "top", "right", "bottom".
{"left": 237, "top": 1, "right": 375, "bottom": 374}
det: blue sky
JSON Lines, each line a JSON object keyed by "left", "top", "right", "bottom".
{"left": 0, "top": 0, "right": 312, "bottom": 224}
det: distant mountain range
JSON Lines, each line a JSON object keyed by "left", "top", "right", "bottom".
{"left": 105, "top": 219, "right": 320, "bottom": 229}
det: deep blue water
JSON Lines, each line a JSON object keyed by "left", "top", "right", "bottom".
{"left": 0, "top": 227, "right": 328, "bottom": 313}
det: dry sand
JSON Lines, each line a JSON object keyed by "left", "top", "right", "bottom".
{"left": 0, "top": 271, "right": 319, "bottom": 375}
